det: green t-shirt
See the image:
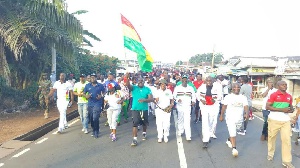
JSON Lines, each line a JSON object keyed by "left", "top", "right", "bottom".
{"left": 73, "top": 81, "right": 89, "bottom": 103}
{"left": 131, "top": 85, "right": 152, "bottom": 111}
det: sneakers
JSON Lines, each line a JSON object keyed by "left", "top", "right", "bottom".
{"left": 237, "top": 130, "right": 245, "bottom": 136}
{"left": 84, "top": 129, "right": 88, "bottom": 134}
{"left": 64, "top": 125, "right": 69, "bottom": 129}
{"left": 249, "top": 116, "right": 254, "bottom": 120}
{"left": 131, "top": 139, "right": 138, "bottom": 146}
{"left": 164, "top": 137, "right": 169, "bottom": 143}
{"left": 232, "top": 148, "right": 238, "bottom": 157}
{"left": 202, "top": 142, "right": 208, "bottom": 149}
{"left": 282, "top": 162, "right": 295, "bottom": 168}
{"left": 110, "top": 132, "right": 113, "bottom": 139}
{"left": 117, "top": 122, "right": 120, "bottom": 126}
{"left": 82, "top": 128, "right": 85, "bottom": 132}
{"left": 267, "top": 155, "right": 273, "bottom": 161}
{"left": 158, "top": 138, "right": 162, "bottom": 143}
{"left": 226, "top": 140, "right": 232, "bottom": 148}
{"left": 142, "top": 133, "right": 147, "bottom": 140}
{"left": 186, "top": 137, "right": 191, "bottom": 141}
{"left": 104, "top": 121, "right": 109, "bottom": 126}
{"left": 194, "top": 119, "right": 199, "bottom": 124}
{"left": 211, "top": 134, "right": 217, "bottom": 139}
{"left": 111, "top": 134, "right": 116, "bottom": 142}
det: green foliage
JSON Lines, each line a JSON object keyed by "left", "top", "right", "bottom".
{"left": 176, "top": 60, "right": 183, "bottom": 66}
{"left": 0, "top": 76, "right": 39, "bottom": 109}
{"left": 189, "top": 53, "right": 224, "bottom": 65}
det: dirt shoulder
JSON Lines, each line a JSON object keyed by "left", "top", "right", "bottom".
{"left": 0, "top": 105, "right": 77, "bottom": 145}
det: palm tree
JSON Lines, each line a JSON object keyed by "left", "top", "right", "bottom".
{"left": 0, "top": 0, "right": 83, "bottom": 87}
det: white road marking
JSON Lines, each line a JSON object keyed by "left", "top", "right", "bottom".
{"left": 52, "top": 118, "right": 80, "bottom": 134}
{"left": 0, "top": 163, "right": 4, "bottom": 167}
{"left": 35, "top": 137, "right": 48, "bottom": 144}
{"left": 173, "top": 110, "right": 187, "bottom": 168}
{"left": 68, "top": 118, "right": 80, "bottom": 126}
{"left": 253, "top": 114, "right": 264, "bottom": 122}
{"left": 12, "top": 148, "right": 30, "bottom": 158}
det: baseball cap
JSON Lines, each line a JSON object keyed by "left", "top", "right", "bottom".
{"left": 79, "top": 74, "right": 85, "bottom": 77}
{"left": 182, "top": 74, "right": 188, "bottom": 78}
{"left": 159, "top": 79, "right": 167, "bottom": 84}
{"left": 108, "top": 83, "right": 115, "bottom": 89}
{"left": 209, "top": 73, "right": 216, "bottom": 78}
{"left": 90, "top": 73, "right": 96, "bottom": 77}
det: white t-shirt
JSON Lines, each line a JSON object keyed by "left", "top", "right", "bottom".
{"left": 155, "top": 89, "right": 173, "bottom": 109}
{"left": 222, "top": 93, "right": 248, "bottom": 120}
{"left": 173, "top": 85, "right": 196, "bottom": 106}
{"left": 261, "top": 87, "right": 277, "bottom": 110}
{"left": 104, "top": 90, "right": 123, "bottom": 110}
{"left": 53, "top": 81, "right": 73, "bottom": 101}
{"left": 220, "top": 79, "right": 229, "bottom": 95}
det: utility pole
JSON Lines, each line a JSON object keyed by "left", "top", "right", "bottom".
{"left": 211, "top": 44, "right": 216, "bottom": 73}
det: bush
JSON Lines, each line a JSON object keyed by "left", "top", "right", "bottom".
{"left": 0, "top": 77, "right": 39, "bottom": 110}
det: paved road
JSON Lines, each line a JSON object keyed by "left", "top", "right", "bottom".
{"left": 0, "top": 110, "right": 299, "bottom": 168}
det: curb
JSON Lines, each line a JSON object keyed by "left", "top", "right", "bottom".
{"left": 13, "top": 110, "right": 79, "bottom": 141}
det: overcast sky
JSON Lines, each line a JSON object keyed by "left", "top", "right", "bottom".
{"left": 66, "top": 0, "right": 300, "bottom": 63}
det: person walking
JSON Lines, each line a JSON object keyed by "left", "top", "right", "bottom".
{"left": 260, "top": 79, "right": 277, "bottom": 141}
{"left": 193, "top": 73, "right": 203, "bottom": 123}
{"left": 48, "top": 73, "right": 73, "bottom": 133}
{"left": 83, "top": 73, "right": 105, "bottom": 138}
{"left": 173, "top": 75, "right": 196, "bottom": 141}
{"left": 117, "top": 77, "right": 130, "bottom": 125}
{"left": 125, "top": 74, "right": 153, "bottom": 146}
{"left": 73, "top": 74, "right": 89, "bottom": 134}
{"left": 219, "top": 83, "right": 249, "bottom": 157}
{"left": 104, "top": 83, "right": 124, "bottom": 141}
{"left": 154, "top": 79, "right": 174, "bottom": 143}
{"left": 36, "top": 72, "right": 52, "bottom": 119}
{"left": 197, "top": 76, "right": 223, "bottom": 148}
{"left": 266, "top": 80, "right": 295, "bottom": 168}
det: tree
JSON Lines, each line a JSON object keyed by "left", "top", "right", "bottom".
{"left": 176, "top": 60, "right": 183, "bottom": 66}
{"left": 0, "top": 0, "right": 83, "bottom": 87}
{"left": 189, "top": 53, "right": 224, "bottom": 65}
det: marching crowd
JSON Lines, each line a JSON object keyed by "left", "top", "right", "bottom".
{"left": 38, "top": 68, "right": 300, "bottom": 168}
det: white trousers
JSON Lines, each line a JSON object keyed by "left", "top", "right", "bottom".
{"left": 156, "top": 108, "right": 171, "bottom": 139}
{"left": 57, "top": 100, "right": 68, "bottom": 131}
{"left": 107, "top": 108, "right": 121, "bottom": 130}
{"left": 148, "top": 102, "right": 156, "bottom": 116}
{"left": 201, "top": 104, "right": 219, "bottom": 142}
{"left": 177, "top": 105, "right": 191, "bottom": 139}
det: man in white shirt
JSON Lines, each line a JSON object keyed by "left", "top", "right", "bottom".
{"left": 219, "top": 83, "right": 249, "bottom": 157}
{"left": 48, "top": 73, "right": 73, "bottom": 133}
{"left": 260, "top": 79, "right": 277, "bottom": 141}
{"left": 154, "top": 79, "right": 174, "bottom": 143}
{"left": 173, "top": 75, "right": 196, "bottom": 141}
{"left": 197, "top": 76, "right": 223, "bottom": 148}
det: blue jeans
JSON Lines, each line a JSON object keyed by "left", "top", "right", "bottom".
{"left": 78, "top": 103, "right": 88, "bottom": 129}
{"left": 262, "top": 110, "right": 270, "bottom": 136}
{"left": 88, "top": 106, "right": 101, "bottom": 137}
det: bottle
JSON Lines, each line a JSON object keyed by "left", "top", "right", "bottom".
{"left": 66, "top": 90, "right": 70, "bottom": 101}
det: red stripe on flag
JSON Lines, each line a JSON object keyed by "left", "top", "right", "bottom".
{"left": 121, "top": 14, "right": 141, "bottom": 41}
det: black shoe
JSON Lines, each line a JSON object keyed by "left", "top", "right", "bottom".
{"left": 117, "top": 122, "right": 120, "bottom": 126}
{"left": 202, "top": 142, "right": 208, "bottom": 149}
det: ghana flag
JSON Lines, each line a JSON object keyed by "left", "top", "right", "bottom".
{"left": 121, "top": 14, "right": 153, "bottom": 72}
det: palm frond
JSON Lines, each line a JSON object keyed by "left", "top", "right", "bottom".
{"left": 83, "top": 30, "right": 101, "bottom": 41}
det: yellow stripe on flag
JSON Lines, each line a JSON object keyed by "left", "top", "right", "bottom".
{"left": 145, "top": 50, "right": 153, "bottom": 62}
{"left": 122, "top": 24, "right": 141, "bottom": 42}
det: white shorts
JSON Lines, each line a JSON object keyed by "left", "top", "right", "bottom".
{"left": 226, "top": 117, "right": 243, "bottom": 137}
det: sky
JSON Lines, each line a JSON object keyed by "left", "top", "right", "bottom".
{"left": 66, "top": 0, "right": 300, "bottom": 63}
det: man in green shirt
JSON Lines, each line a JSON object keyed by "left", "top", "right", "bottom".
{"left": 73, "top": 74, "right": 89, "bottom": 134}
{"left": 125, "top": 74, "right": 153, "bottom": 146}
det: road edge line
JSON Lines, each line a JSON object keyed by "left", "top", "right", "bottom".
{"left": 173, "top": 110, "right": 187, "bottom": 168}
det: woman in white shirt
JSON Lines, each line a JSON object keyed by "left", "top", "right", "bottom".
{"left": 104, "top": 83, "right": 124, "bottom": 141}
